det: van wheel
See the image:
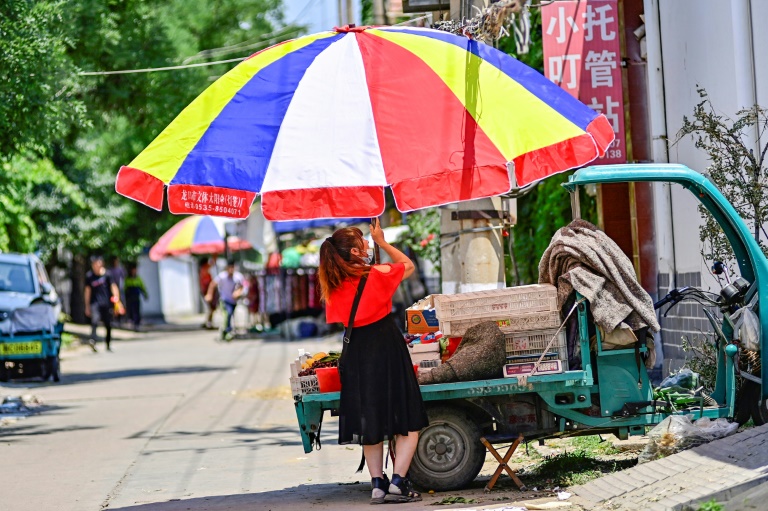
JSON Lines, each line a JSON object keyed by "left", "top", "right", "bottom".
{"left": 408, "top": 406, "right": 486, "bottom": 492}
{"left": 47, "top": 356, "right": 61, "bottom": 382}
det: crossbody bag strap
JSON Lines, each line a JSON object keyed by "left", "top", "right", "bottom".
{"left": 343, "top": 275, "right": 368, "bottom": 344}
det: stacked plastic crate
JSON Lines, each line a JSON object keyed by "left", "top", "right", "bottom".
{"left": 434, "top": 285, "right": 567, "bottom": 375}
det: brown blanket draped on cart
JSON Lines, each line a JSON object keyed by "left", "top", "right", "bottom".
{"left": 538, "top": 219, "right": 659, "bottom": 334}
{"left": 418, "top": 322, "right": 506, "bottom": 385}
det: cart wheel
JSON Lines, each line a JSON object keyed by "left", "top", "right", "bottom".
{"left": 735, "top": 381, "right": 757, "bottom": 425}
{"left": 748, "top": 381, "right": 768, "bottom": 426}
{"left": 40, "top": 358, "right": 51, "bottom": 381}
{"left": 408, "top": 406, "right": 486, "bottom": 492}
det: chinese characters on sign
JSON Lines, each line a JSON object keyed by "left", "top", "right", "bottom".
{"left": 167, "top": 186, "right": 255, "bottom": 218}
{"left": 542, "top": 0, "right": 625, "bottom": 164}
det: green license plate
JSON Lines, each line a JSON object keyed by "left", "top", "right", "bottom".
{"left": 0, "top": 341, "right": 43, "bottom": 356}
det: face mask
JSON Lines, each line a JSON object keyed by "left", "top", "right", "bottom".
{"left": 362, "top": 248, "right": 374, "bottom": 264}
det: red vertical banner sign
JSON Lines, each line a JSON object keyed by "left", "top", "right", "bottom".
{"left": 542, "top": 0, "right": 626, "bottom": 164}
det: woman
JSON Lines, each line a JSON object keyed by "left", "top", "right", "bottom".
{"left": 319, "top": 220, "right": 428, "bottom": 505}
{"left": 199, "top": 258, "right": 217, "bottom": 329}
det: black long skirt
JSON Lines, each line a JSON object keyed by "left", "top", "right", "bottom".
{"left": 338, "top": 315, "right": 429, "bottom": 445}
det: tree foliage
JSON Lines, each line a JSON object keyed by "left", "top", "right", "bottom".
{"left": 0, "top": 155, "right": 84, "bottom": 253}
{"left": 361, "top": 0, "right": 374, "bottom": 25}
{"left": 0, "top": 0, "right": 87, "bottom": 158}
{"left": 0, "top": 0, "right": 298, "bottom": 262}
{"left": 403, "top": 208, "right": 441, "bottom": 272}
{"left": 677, "top": 88, "right": 768, "bottom": 265}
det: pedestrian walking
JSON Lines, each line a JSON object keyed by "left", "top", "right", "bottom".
{"left": 246, "top": 272, "right": 264, "bottom": 332}
{"left": 205, "top": 260, "right": 245, "bottom": 341}
{"left": 85, "top": 256, "right": 121, "bottom": 352}
{"left": 199, "top": 258, "right": 217, "bottom": 329}
{"left": 108, "top": 256, "right": 127, "bottom": 324}
{"left": 124, "top": 265, "right": 148, "bottom": 332}
{"left": 319, "top": 220, "right": 428, "bottom": 505}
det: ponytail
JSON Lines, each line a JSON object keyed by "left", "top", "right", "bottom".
{"left": 318, "top": 227, "right": 368, "bottom": 303}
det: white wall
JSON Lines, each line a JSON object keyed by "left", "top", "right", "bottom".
{"left": 648, "top": 0, "right": 766, "bottom": 286}
{"left": 158, "top": 256, "right": 198, "bottom": 316}
{"left": 754, "top": 1, "right": 768, "bottom": 109}
{"left": 137, "top": 255, "right": 162, "bottom": 317}
{"left": 137, "top": 254, "right": 200, "bottom": 318}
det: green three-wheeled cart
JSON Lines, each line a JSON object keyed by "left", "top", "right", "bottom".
{"left": 293, "top": 164, "right": 768, "bottom": 491}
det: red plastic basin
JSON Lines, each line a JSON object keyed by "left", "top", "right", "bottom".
{"left": 316, "top": 366, "right": 341, "bottom": 393}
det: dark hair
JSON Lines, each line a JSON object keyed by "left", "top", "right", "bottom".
{"left": 318, "top": 227, "right": 368, "bottom": 303}
{"left": 90, "top": 255, "right": 104, "bottom": 264}
{"left": 226, "top": 259, "right": 236, "bottom": 267}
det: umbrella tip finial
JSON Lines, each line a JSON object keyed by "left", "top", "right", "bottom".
{"left": 334, "top": 24, "right": 367, "bottom": 33}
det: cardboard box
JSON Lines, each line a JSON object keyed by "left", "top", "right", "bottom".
{"left": 410, "top": 341, "right": 440, "bottom": 354}
{"left": 409, "top": 349, "right": 441, "bottom": 366}
{"left": 406, "top": 295, "right": 440, "bottom": 334}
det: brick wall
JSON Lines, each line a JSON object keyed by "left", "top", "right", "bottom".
{"left": 657, "top": 271, "right": 717, "bottom": 376}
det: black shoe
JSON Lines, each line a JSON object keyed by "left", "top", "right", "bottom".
{"left": 370, "top": 474, "right": 390, "bottom": 505}
{"left": 385, "top": 474, "right": 421, "bottom": 503}
{"left": 88, "top": 339, "right": 98, "bottom": 353}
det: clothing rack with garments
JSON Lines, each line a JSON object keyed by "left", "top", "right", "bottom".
{"left": 251, "top": 267, "right": 322, "bottom": 327}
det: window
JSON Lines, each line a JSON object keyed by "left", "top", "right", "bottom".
{"left": 0, "top": 262, "right": 35, "bottom": 294}
{"left": 36, "top": 262, "right": 50, "bottom": 286}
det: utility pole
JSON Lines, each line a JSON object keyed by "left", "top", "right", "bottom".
{"left": 346, "top": 0, "right": 355, "bottom": 26}
{"left": 373, "top": 0, "right": 386, "bottom": 25}
{"left": 337, "top": 0, "right": 344, "bottom": 26}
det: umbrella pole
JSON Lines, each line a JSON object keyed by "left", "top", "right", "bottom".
{"left": 372, "top": 217, "right": 381, "bottom": 264}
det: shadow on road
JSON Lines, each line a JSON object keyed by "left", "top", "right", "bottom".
{"left": 129, "top": 424, "right": 313, "bottom": 449}
{"left": 0, "top": 366, "right": 230, "bottom": 388}
{"left": 106, "top": 482, "right": 370, "bottom": 511}
{"left": 51, "top": 366, "right": 231, "bottom": 385}
{"left": 1, "top": 422, "right": 102, "bottom": 442}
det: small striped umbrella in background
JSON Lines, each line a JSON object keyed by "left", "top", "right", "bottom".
{"left": 116, "top": 25, "right": 613, "bottom": 221}
{"left": 149, "top": 215, "right": 251, "bottom": 262}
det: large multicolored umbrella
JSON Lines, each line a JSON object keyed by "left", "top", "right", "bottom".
{"left": 149, "top": 215, "right": 251, "bottom": 261}
{"left": 116, "top": 25, "right": 613, "bottom": 221}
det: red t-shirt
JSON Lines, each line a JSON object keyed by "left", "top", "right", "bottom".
{"left": 326, "top": 263, "right": 405, "bottom": 327}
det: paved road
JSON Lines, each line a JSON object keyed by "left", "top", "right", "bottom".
{"left": 0, "top": 328, "right": 534, "bottom": 511}
{"left": 1, "top": 328, "right": 370, "bottom": 511}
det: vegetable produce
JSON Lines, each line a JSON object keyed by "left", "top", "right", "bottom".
{"left": 298, "top": 352, "right": 340, "bottom": 377}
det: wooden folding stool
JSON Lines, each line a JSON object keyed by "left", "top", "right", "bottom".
{"left": 480, "top": 434, "right": 527, "bottom": 492}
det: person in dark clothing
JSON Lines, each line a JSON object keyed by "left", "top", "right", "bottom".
{"left": 124, "top": 265, "right": 148, "bottom": 331}
{"left": 85, "top": 256, "right": 121, "bottom": 352}
{"left": 320, "top": 220, "right": 428, "bottom": 505}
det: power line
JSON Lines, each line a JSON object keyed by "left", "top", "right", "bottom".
{"left": 182, "top": 0, "right": 317, "bottom": 63}
{"left": 78, "top": 1, "right": 423, "bottom": 77}
{"left": 78, "top": 56, "right": 250, "bottom": 76}
{"left": 79, "top": 1, "right": 318, "bottom": 76}
{"left": 182, "top": 26, "right": 303, "bottom": 63}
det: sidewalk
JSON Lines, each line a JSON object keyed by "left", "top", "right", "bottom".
{"left": 569, "top": 424, "right": 768, "bottom": 510}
